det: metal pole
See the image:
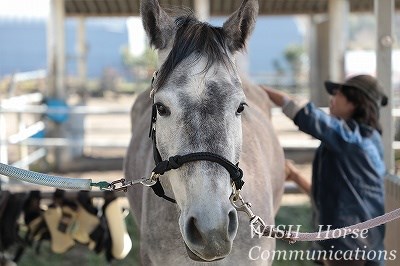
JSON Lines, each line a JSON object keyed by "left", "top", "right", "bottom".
{"left": 0, "top": 113, "right": 7, "bottom": 165}
{"left": 328, "top": 0, "right": 349, "bottom": 82}
{"left": 47, "top": 0, "right": 67, "bottom": 170}
{"left": 309, "top": 16, "right": 330, "bottom": 107}
{"left": 77, "top": 17, "right": 87, "bottom": 98}
{"left": 194, "top": 0, "right": 210, "bottom": 22}
{"left": 48, "top": 0, "right": 66, "bottom": 99}
{"left": 17, "top": 113, "right": 29, "bottom": 169}
{"left": 375, "top": 0, "right": 395, "bottom": 173}
{"left": 0, "top": 109, "right": 8, "bottom": 188}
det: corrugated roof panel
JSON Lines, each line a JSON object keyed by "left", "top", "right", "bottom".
{"left": 128, "top": 0, "right": 138, "bottom": 16}
{"left": 105, "top": 0, "right": 119, "bottom": 14}
{"left": 64, "top": 0, "right": 400, "bottom": 17}
{"left": 85, "top": 0, "right": 98, "bottom": 15}
{"left": 65, "top": 0, "right": 73, "bottom": 14}
{"left": 77, "top": 0, "right": 89, "bottom": 13}
{"left": 211, "top": 0, "right": 222, "bottom": 15}
{"left": 95, "top": 0, "right": 109, "bottom": 14}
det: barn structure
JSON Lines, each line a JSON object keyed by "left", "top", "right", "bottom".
{"left": 47, "top": 0, "right": 397, "bottom": 166}
{"left": 43, "top": 0, "right": 400, "bottom": 263}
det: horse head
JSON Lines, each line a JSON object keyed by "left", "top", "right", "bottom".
{"left": 140, "top": 0, "right": 258, "bottom": 261}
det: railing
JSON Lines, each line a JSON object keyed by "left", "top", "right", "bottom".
{"left": 1, "top": 68, "right": 47, "bottom": 170}
{"left": 0, "top": 103, "right": 130, "bottom": 148}
{"left": 0, "top": 96, "right": 130, "bottom": 168}
{"left": 6, "top": 69, "right": 46, "bottom": 97}
{"left": 0, "top": 93, "right": 45, "bottom": 168}
{"left": 2, "top": 100, "right": 400, "bottom": 167}
{"left": 1, "top": 92, "right": 400, "bottom": 192}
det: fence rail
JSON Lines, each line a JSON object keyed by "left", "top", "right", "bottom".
{"left": 2, "top": 98, "right": 400, "bottom": 169}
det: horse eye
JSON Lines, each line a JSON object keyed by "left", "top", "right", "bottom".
{"left": 155, "top": 103, "right": 170, "bottom": 116}
{"left": 236, "top": 103, "right": 247, "bottom": 115}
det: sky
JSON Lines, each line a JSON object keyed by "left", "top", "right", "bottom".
{"left": 0, "top": 0, "right": 49, "bottom": 19}
{"left": 0, "top": 0, "right": 146, "bottom": 56}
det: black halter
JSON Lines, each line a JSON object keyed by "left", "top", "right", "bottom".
{"left": 147, "top": 72, "right": 245, "bottom": 203}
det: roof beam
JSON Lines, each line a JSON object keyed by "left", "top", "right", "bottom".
{"left": 63, "top": 0, "right": 400, "bottom": 17}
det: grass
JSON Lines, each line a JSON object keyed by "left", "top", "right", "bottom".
{"left": 273, "top": 204, "right": 315, "bottom": 266}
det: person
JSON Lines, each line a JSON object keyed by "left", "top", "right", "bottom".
{"left": 262, "top": 74, "right": 388, "bottom": 266}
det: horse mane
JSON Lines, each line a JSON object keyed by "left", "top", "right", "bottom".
{"left": 154, "top": 12, "right": 233, "bottom": 90}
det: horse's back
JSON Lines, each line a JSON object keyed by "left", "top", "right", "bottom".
{"left": 242, "top": 80, "right": 285, "bottom": 213}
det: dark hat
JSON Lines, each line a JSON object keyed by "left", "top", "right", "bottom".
{"left": 325, "top": 75, "right": 388, "bottom": 107}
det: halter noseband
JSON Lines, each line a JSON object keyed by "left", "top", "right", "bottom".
{"left": 147, "top": 71, "right": 245, "bottom": 203}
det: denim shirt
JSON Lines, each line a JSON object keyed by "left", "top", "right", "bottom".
{"left": 284, "top": 101, "right": 386, "bottom": 260}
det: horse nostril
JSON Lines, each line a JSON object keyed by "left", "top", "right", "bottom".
{"left": 227, "top": 209, "right": 238, "bottom": 239}
{"left": 186, "top": 217, "right": 204, "bottom": 246}
{"left": 185, "top": 210, "right": 238, "bottom": 250}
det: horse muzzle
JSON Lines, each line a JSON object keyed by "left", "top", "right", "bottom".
{"left": 181, "top": 207, "right": 238, "bottom": 261}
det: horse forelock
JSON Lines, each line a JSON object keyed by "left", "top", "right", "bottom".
{"left": 154, "top": 14, "right": 234, "bottom": 92}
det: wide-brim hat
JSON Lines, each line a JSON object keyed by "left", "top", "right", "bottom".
{"left": 324, "top": 75, "right": 388, "bottom": 107}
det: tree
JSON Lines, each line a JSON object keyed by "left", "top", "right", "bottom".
{"left": 121, "top": 46, "right": 158, "bottom": 80}
{"left": 284, "top": 44, "right": 305, "bottom": 91}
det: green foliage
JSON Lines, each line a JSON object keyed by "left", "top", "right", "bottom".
{"left": 121, "top": 46, "right": 158, "bottom": 81}
{"left": 273, "top": 204, "right": 314, "bottom": 266}
{"left": 284, "top": 44, "right": 305, "bottom": 74}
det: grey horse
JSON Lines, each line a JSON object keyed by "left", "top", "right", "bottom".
{"left": 124, "top": 0, "right": 285, "bottom": 264}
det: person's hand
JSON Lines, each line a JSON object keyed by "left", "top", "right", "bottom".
{"left": 285, "top": 160, "right": 300, "bottom": 181}
{"left": 260, "top": 85, "right": 291, "bottom": 107}
{"left": 284, "top": 160, "right": 311, "bottom": 195}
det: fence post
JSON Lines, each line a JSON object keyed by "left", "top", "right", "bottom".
{"left": 384, "top": 175, "right": 400, "bottom": 266}
{"left": 17, "top": 113, "right": 29, "bottom": 169}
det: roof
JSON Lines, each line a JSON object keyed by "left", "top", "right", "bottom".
{"left": 65, "top": 0, "right": 400, "bottom": 17}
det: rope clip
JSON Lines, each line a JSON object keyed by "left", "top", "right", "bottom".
{"left": 229, "top": 183, "right": 266, "bottom": 227}
{"left": 106, "top": 175, "right": 158, "bottom": 192}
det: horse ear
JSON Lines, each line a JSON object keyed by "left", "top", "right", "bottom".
{"left": 141, "top": 0, "right": 175, "bottom": 49}
{"left": 222, "top": 0, "right": 258, "bottom": 53}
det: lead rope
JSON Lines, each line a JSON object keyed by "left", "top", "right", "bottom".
{"left": 0, "top": 162, "right": 151, "bottom": 191}
{"left": 0, "top": 162, "right": 96, "bottom": 190}
{"left": 2, "top": 162, "right": 400, "bottom": 244}
{"left": 229, "top": 183, "right": 400, "bottom": 244}
{"left": 291, "top": 208, "right": 400, "bottom": 242}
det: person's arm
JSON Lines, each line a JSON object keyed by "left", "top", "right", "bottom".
{"left": 261, "top": 85, "right": 359, "bottom": 151}
{"left": 259, "top": 85, "right": 290, "bottom": 107}
{"left": 285, "top": 160, "right": 311, "bottom": 196}
{"left": 260, "top": 85, "right": 306, "bottom": 120}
